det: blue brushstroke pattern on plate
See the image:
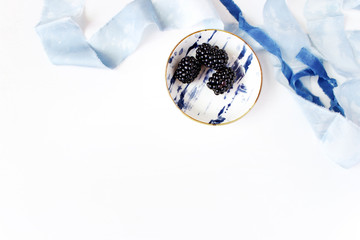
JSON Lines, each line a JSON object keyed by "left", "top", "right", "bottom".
{"left": 166, "top": 29, "right": 262, "bottom": 125}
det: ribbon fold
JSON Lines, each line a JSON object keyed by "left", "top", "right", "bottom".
{"left": 35, "top": 0, "right": 223, "bottom": 68}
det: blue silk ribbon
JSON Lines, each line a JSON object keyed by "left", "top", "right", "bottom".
{"left": 35, "top": 0, "right": 223, "bottom": 68}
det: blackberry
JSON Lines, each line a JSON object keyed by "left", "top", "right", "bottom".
{"left": 207, "top": 67, "right": 235, "bottom": 95}
{"left": 174, "top": 56, "right": 201, "bottom": 84}
{"left": 196, "top": 43, "right": 229, "bottom": 70}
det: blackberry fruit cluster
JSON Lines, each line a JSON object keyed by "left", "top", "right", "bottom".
{"left": 207, "top": 67, "right": 235, "bottom": 95}
{"left": 173, "top": 43, "right": 236, "bottom": 95}
{"left": 196, "top": 43, "right": 229, "bottom": 70}
{"left": 174, "top": 56, "right": 201, "bottom": 84}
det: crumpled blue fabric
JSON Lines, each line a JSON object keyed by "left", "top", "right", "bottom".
{"left": 36, "top": 0, "right": 360, "bottom": 167}
{"left": 304, "top": 0, "right": 360, "bottom": 79}
{"left": 343, "top": 0, "right": 360, "bottom": 9}
{"left": 303, "top": 0, "right": 360, "bottom": 167}
{"left": 347, "top": 31, "right": 360, "bottom": 64}
{"left": 36, "top": 0, "right": 223, "bottom": 68}
{"left": 219, "top": 0, "right": 360, "bottom": 168}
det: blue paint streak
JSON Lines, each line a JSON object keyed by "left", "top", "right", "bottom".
{"left": 225, "top": 83, "right": 247, "bottom": 113}
{"left": 177, "top": 85, "right": 182, "bottom": 93}
{"left": 236, "top": 83, "right": 247, "bottom": 94}
{"left": 168, "top": 75, "right": 176, "bottom": 91}
{"left": 197, "top": 68, "right": 206, "bottom": 80}
{"left": 189, "top": 87, "right": 198, "bottom": 100}
{"left": 168, "top": 56, "right": 174, "bottom": 63}
{"left": 235, "top": 66, "right": 245, "bottom": 83}
{"left": 207, "top": 30, "right": 217, "bottom": 42}
{"left": 179, "top": 48, "right": 183, "bottom": 55}
{"left": 222, "top": 40, "right": 229, "bottom": 50}
{"left": 203, "top": 68, "right": 214, "bottom": 83}
{"left": 209, "top": 106, "right": 226, "bottom": 125}
{"left": 186, "top": 42, "right": 199, "bottom": 56}
{"left": 238, "top": 45, "right": 246, "bottom": 59}
{"left": 177, "top": 85, "right": 189, "bottom": 110}
{"left": 186, "top": 34, "right": 202, "bottom": 56}
{"left": 179, "top": 87, "right": 199, "bottom": 112}
{"left": 230, "top": 58, "right": 245, "bottom": 84}
{"left": 218, "top": 106, "right": 226, "bottom": 115}
{"left": 232, "top": 59, "right": 239, "bottom": 70}
{"left": 244, "top": 53, "right": 253, "bottom": 72}
{"left": 209, "top": 117, "right": 226, "bottom": 125}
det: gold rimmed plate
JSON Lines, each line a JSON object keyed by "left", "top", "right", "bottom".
{"left": 165, "top": 29, "right": 262, "bottom": 125}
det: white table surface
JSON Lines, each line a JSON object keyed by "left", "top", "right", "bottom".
{"left": 1, "top": 0, "right": 360, "bottom": 239}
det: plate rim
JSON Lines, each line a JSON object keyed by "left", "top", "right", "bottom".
{"left": 165, "top": 29, "right": 263, "bottom": 126}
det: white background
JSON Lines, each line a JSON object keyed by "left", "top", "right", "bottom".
{"left": 1, "top": 0, "right": 360, "bottom": 239}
